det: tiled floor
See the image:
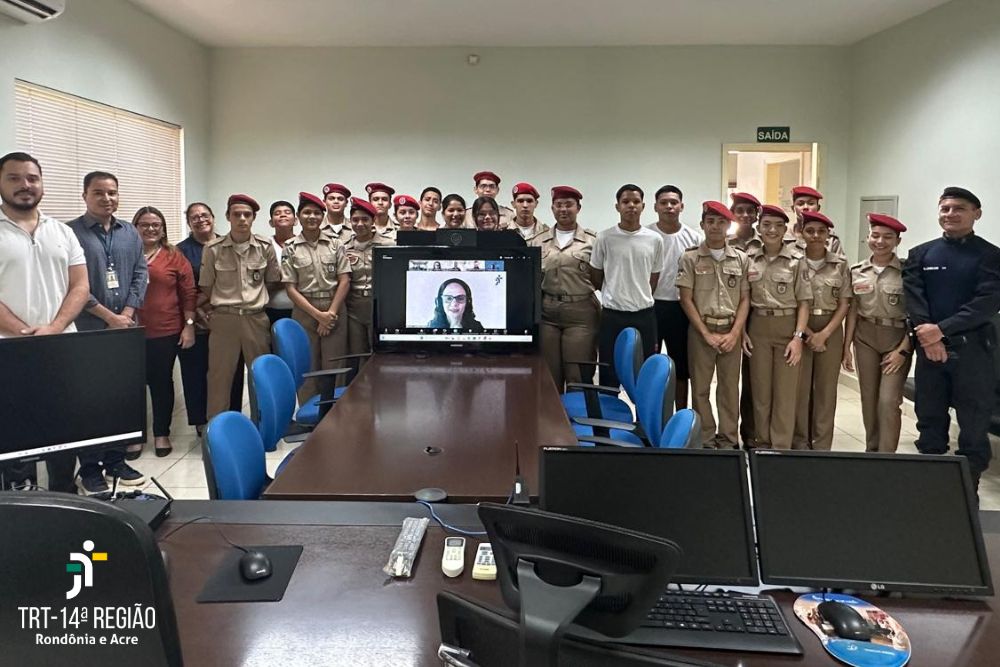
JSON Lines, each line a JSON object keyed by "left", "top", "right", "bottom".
{"left": 43, "top": 371, "right": 1000, "bottom": 509}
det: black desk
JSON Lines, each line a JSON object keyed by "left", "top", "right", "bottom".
{"left": 159, "top": 501, "right": 1000, "bottom": 666}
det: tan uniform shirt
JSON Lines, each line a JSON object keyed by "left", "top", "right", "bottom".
{"left": 281, "top": 234, "right": 351, "bottom": 294}
{"left": 747, "top": 244, "right": 811, "bottom": 309}
{"left": 322, "top": 221, "right": 353, "bottom": 244}
{"left": 799, "top": 252, "right": 850, "bottom": 312}
{"left": 345, "top": 233, "right": 395, "bottom": 298}
{"left": 463, "top": 205, "right": 515, "bottom": 229}
{"left": 530, "top": 226, "right": 598, "bottom": 296}
{"left": 373, "top": 219, "right": 398, "bottom": 242}
{"left": 511, "top": 218, "right": 551, "bottom": 241}
{"left": 849, "top": 256, "right": 906, "bottom": 321}
{"left": 676, "top": 244, "right": 750, "bottom": 320}
{"left": 792, "top": 232, "right": 845, "bottom": 257}
{"left": 200, "top": 233, "right": 281, "bottom": 309}
{"left": 728, "top": 232, "right": 763, "bottom": 253}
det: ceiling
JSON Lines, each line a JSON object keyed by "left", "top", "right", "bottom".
{"left": 127, "top": 0, "right": 950, "bottom": 48}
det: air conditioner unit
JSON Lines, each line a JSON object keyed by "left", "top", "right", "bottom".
{"left": 0, "top": 0, "right": 65, "bottom": 23}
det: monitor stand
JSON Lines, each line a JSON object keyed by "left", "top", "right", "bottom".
{"left": 516, "top": 559, "right": 601, "bottom": 667}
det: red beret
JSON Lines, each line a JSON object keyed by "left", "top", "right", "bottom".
{"left": 791, "top": 186, "right": 823, "bottom": 200}
{"left": 512, "top": 182, "right": 540, "bottom": 198}
{"left": 550, "top": 185, "right": 582, "bottom": 202}
{"left": 759, "top": 204, "right": 789, "bottom": 223}
{"left": 801, "top": 210, "right": 834, "bottom": 228}
{"left": 322, "top": 183, "right": 351, "bottom": 197}
{"left": 867, "top": 213, "right": 906, "bottom": 233}
{"left": 730, "top": 192, "right": 761, "bottom": 208}
{"left": 227, "top": 193, "right": 259, "bottom": 213}
{"left": 393, "top": 194, "right": 419, "bottom": 210}
{"left": 350, "top": 197, "right": 378, "bottom": 218}
{"left": 365, "top": 182, "right": 395, "bottom": 197}
{"left": 298, "top": 191, "right": 325, "bottom": 211}
{"left": 474, "top": 171, "right": 501, "bottom": 186}
{"left": 702, "top": 201, "right": 734, "bottom": 221}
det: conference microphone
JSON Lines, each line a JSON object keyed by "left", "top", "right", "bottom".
{"left": 511, "top": 440, "right": 530, "bottom": 506}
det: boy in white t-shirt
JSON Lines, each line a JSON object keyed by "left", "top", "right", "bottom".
{"left": 590, "top": 184, "right": 664, "bottom": 388}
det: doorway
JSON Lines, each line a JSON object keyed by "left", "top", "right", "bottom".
{"left": 721, "top": 142, "right": 820, "bottom": 215}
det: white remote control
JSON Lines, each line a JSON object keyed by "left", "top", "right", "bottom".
{"left": 441, "top": 537, "right": 466, "bottom": 577}
{"left": 472, "top": 542, "right": 496, "bottom": 581}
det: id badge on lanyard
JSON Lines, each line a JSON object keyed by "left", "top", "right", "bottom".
{"left": 95, "top": 224, "right": 120, "bottom": 290}
{"left": 105, "top": 267, "right": 120, "bottom": 290}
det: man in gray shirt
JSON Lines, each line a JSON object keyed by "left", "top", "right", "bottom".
{"left": 68, "top": 171, "right": 147, "bottom": 494}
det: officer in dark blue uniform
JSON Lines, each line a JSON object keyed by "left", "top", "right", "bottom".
{"left": 903, "top": 187, "right": 1000, "bottom": 492}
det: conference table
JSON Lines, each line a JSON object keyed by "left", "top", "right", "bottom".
{"left": 264, "top": 353, "right": 580, "bottom": 502}
{"left": 159, "top": 500, "right": 1000, "bottom": 667}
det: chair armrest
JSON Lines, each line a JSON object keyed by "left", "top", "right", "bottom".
{"left": 328, "top": 353, "right": 372, "bottom": 362}
{"left": 576, "top": 435, "right": 644, "bottom": 448}
{"left": 571, "top": 417, "right": 636, "bottom": 432}
{"left": 302, "top": 368, "right": 351, "bottom": 379}
{"left": 283, "top": 432, "right": 309, "bottom": 444}
{"left": 565, "top": 359, "right": 609, "bottom": 368}
{"left": 565, "top": 382, "right": 621, "bottom": 396}
{"left": 315, "top": 398, "right": 339, "bottom": 407}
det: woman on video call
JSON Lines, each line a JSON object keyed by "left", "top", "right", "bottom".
{"left": 427, "top": 278, "right": 485, "bottom": 331}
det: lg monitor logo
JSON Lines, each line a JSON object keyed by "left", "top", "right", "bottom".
{"left": 65, "top": 540, "right": 107, "bottom": 600}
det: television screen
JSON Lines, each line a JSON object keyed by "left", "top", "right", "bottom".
{"left": 373, "top": 246, "right": 540, "bottom": 350}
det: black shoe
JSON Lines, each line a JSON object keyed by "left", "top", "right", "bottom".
{"left": 105, "top": 462, "right": 146, "bottom": 487}
{"left": 125, "top": 444, "right": 143, "bottom": 461}
{"left": 77, "top": 471, "right": 110, "bottom": 496}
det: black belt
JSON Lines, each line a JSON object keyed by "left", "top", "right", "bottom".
{"left": 543, "top": 292, "right": 592, "bottom": 303}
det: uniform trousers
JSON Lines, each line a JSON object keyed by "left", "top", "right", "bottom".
{"left": 292, "top": 297, "right": 348, "bottom": 404}
{"left": 207, "top": 311, "right": 271, "bottom": 420}
{"left": 146, "top": 332, "right": 180, "bottom": 437}
{"left": 688, "top": 322, "right": 741, "bottom": 448}
{"left": 597, "top": 307, "right": 657, "bottom": 388}
{"left": 739, "top": 351, "right": 755, "bottom": 447}
{"left": 914, "top": 325, "right": 996, "bottom": 476}
{"left": 540, "top": 294, "right": 600, "bottom": 392}
{"left": 793, "top": 314, "right": 844, "bottom": 450}
{"left": 346, "top": 294, "right": 373, "bottom": 358}
{"left": 178, "top": 333, "right": 244, "bottom": 426}
{"left": 748, "top": 312, "right": 800, "bottom": 449}
{"left": 853, "top": 319, "right": 911, "bottom": 452}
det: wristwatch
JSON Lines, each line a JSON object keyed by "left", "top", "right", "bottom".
{"left": 792, "top": 330, "right": 807, "bottom": 341}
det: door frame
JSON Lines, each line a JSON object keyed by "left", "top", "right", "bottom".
{"left": 721, "top": 142, "right": 822, "bottom": 202}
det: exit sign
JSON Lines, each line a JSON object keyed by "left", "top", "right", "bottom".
{"left": 757, "top": 126, "right": 790, "bottom": 142}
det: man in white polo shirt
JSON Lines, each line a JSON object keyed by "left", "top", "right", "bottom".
{"left": 0, "top": 151, "right": 89, "bottom": 491}
{"left": 590, "top": 183, "right": 664, "bottom": 388}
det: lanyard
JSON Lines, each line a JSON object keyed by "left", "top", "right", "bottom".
{"left": 91, "top": 221, "right": 116, "bottom": 266}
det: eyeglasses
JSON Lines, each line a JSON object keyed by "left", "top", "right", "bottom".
{"left": 442, "top": 295, "right": 467, "bottom": 305}
{"left": 137, "top": 223, "right": 163, "bottom": 231}
{"left": 475, "top": 211, "right": 498, "bottom": 219}
{"left": 188, "top": 213, "right": 211, "bottom": 222}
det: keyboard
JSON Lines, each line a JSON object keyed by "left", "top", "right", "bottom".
{"left": 588, "top": 589, "right": 803, "bottom": 655}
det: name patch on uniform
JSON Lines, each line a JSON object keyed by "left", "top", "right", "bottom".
{"left": 852, "top": 281, "right": 874, "bottom": 295}
{"left": 922, "top": 266, "right": 944, "bottom": 271}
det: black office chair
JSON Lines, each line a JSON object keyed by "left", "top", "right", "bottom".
{"left": 0, "top": 492, "right": 183, "bottom": 666}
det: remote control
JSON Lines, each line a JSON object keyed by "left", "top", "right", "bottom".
{"left": 383, "top": 517, "right": 429, "bottom": 578}
{"left": 471, "top": 542, "right": 496, "bottom": 581}
{"left": 441, "top": 537, "right": 466, "bottom": 577}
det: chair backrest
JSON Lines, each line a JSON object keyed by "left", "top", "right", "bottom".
{"left": 272, "top": 317, "right": 312, "bottom": 391}
{"left": 657, "top": 409, "right": 701, "bottom": 449}
{"left": 251, "top": 354, "right": 297, "bottom": 452}
{"left": 613, "top": 327, "right": 643, "bottom": 401}
{"left": 633, "top": 354, "right": 675, "bottom": 445}
{"left": 0, "top": 493, "right": 182, "bottom": 666}
{"left": 205, "top": 411, "right": 269, "bottom": 500}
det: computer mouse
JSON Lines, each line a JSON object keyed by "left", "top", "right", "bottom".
{"left": 239, "top": 550, "right": 273, "bottom": 582}
{"left": 817, "top": 601, "right": 873, "bottom": 641}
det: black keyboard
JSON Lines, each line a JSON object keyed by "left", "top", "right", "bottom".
{"left": 607, "top": 589, "right": 803, "bottom": 655}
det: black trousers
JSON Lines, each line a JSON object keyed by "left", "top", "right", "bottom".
{"left": 1, "top": 455, "right": 76, "bottom": 493}
{"left": 914, "top": 328, "right": 996, "bottom": 476}
{"left": 654, "top": 300, "right": 690, "bottom": 380}
{"left": 266, "top": 307, "right": 293, "bottom": 326}
{"left": 177, "top": 333, "right": 244, "bottom": 426}
{"left": 147, "top": 333, "right": 180, "bottom": 437}
{"left": 598, "top": 307, "right": 657, "bottom": 388}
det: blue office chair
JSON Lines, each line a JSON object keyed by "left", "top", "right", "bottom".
{"left": 574, "top": 353, "right": 675, "bottom": 447}
{"left": 560, "top": 328, "right": 638, "bottom": 423}
{"left": 204, "top": 411, "right": 291, "bottom": 500}
{"left": 251, "top": 354, "right": 299, "bottom": 452}
{"left": 656, "top": 409, "right": 702, "bottom": 449}
{"left": 271, "top": 318, "right": 362, "bottom": 426}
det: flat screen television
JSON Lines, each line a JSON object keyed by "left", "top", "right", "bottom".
{"left": 372, "top": 245, "right": 541, "bottom": 352}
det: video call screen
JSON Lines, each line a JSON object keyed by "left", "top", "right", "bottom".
{"left": 373, "top": 247, "right": 540, "bottom": 348}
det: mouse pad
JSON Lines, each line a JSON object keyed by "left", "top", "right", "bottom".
{"left": 794, "top": 593, "right": 910, "bottom": 667}
{"left": 196, "top": 545, "right": 303, "bottom": 603}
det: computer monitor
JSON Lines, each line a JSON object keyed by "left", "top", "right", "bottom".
{"left": 750, "top": 450, "right": 993, "bottom": 596}
{"left": 0, "top": 328, "right": 146, "bottom": 465}
{"left": 540, "top": 447, "right": 758, "bottom": 586}
{"left": 372, "top": 245, "right": 541, "bottom": 352}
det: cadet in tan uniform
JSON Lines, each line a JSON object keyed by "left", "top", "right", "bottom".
{"left": 789, "top": 186, "right": 844, "bottom": 256}
{"left": 842, "top": 214, "right": 912, "bottom": 452}
{"left": 393, "top": 194, "right": 421, "bottom": 232}
{"left": 530, "top": 186, "right": 599, "bottom": 392}
{"left": 366, "top": 182, "right": 397, "bottom": 241}
{"left": 510, "top": 182, "right": 550, "bottom": 240}
{"left": 463, "top": 171, "right": 515, "bottom": 228}
{"left": 345, "top": 197, "right": 395, "bottom": 356}
{"left": 321, "top": 183, "right": 353, "bottom": 243}
{"left": 282, "top": 192, "right": 352, "bottom": 403}
{"left": 200, "top": 194, "right": 282, "bottom": 419}
{"left": 744, "top": 204, "right": 812, "bottom": 449}
{"left": 727, "top": 192, "right": 762, "bottom": 448}
{"left": 417, "top": 187, "right": 441, "bottom": 231}
{"left": 441, "top": 194, "right": 467, "bottom": 230}
{"left": 793, "top": 211, "right": 851, "bottom": 450}
{"left": 471, "top": 196, "right": 503, "bottom": 231}
{"left": 676, "top": 201, "right": 750, "bottom": 448}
